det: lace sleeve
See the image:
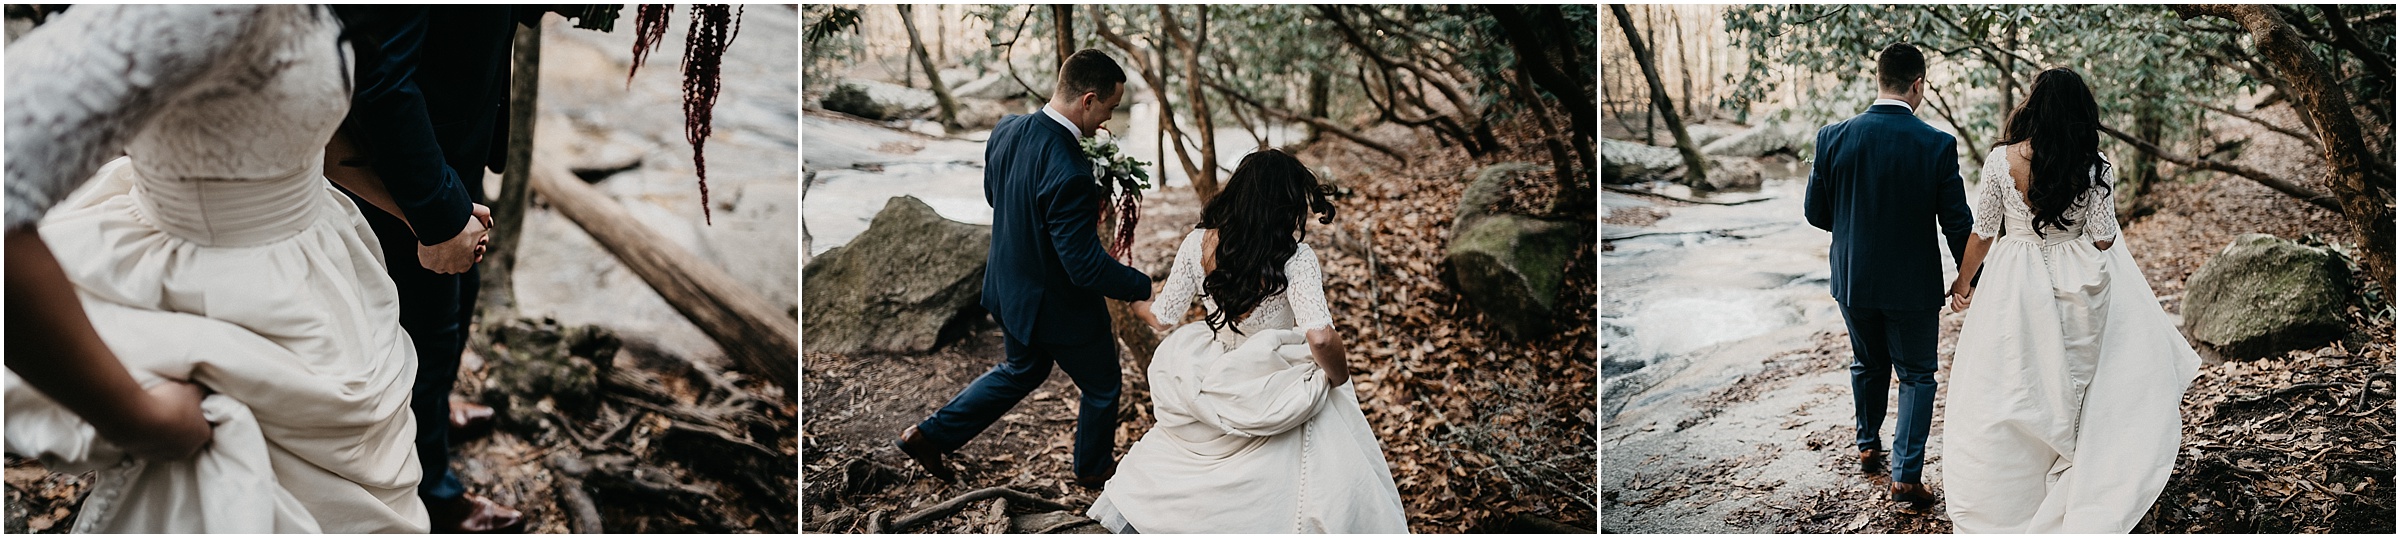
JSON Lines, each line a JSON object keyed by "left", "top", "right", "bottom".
{"left": 1286, "top": 243, "right": 1333, "bottom": 331}
{"left": 5, "top": 5, "right": 262, "bottom": 230}
{"left": 2085, "top": 162, "right": 2121, "bottom": 243}
{"left": 1971, "top": 153, "right": 2008, "bottom": 239}
{"left": 1150, "top": 230, "right": 1208, "bottom": 327}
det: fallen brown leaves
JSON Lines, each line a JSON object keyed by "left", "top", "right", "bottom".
{"left": 1293, "top": 117, "right": 1597, "bottom": 532}
{"left": 2139, "top": 326, "right": 2394, "bottom": 533}
{"left": 2120, "top": 115, "right": 2396, "bottom": 532}
{"left": 3, "top": 459, "right": 88, "bottom": 534}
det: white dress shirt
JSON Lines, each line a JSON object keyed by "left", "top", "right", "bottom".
{"left": 1042, "top": 104, "right": 1082, "bottom": 138}
{"left": 1873, "top": 97, "right": 1915, "bottom": 113}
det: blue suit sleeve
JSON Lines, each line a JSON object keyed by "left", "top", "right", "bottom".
{"left": 1804, "top": 127, "right": 1834, "bottom": 231}
{"left": 1935, "top": 137, "right": 1974, "bottom": 264}
{"left": 1040, "top": 150, "right": 1153, "bottom": 301}
{"left": 342, "top": 6, "right": 473, "bottom": 245}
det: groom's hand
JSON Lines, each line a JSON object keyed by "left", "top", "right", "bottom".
{"left": 418, "top": 203, "right": 493, "bottom": 274}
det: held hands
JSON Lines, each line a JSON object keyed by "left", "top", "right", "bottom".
{"left": 1946, "top": 276, "right": 1975, "bottom": 312}
{"left": 1129, "top": 299, "right": 1171, "bottom": 333}
{"left": 418, "top": 204, "right": 494, "bottom": 274}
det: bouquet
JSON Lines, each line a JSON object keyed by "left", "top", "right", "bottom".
{"left": 1081, "top": 133, "right": 1152, "bottom": 261}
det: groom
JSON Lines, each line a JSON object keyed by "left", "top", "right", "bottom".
{"left": 898, "top": 49, "right": 1154, "bottom": 488}
{"left": 1803, "top": 42, "right": 1975, "bottom": 507}
{"left": 331, "top": 6, "right": 540, "bottom": 533}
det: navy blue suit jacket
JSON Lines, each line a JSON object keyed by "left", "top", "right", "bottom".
{"left": 1805, "top": 104, "right": 1976, "bottom": 311}
{"left": 982, "top": 113, "right": 1153, "bottom": 345}
{"left": 340, "top": 6, "right": 534, "bottom": 244}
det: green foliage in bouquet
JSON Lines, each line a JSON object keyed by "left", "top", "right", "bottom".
{"left": 1082, "top": 133, "right": 1153, "bottom": 260}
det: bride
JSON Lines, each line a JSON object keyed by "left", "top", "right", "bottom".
{"left": 1088, "top": 149, "right": 1408, "bottom": 533}
{"left": 6, "top": 5, "right": 427, "bottom": 532}
{"left": 1941, "top": 68, "right": 2202, "bottom": 533}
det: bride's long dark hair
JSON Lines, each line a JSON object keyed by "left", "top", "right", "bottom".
{"left": 1196, "top": 149, "right": 1335, "bottom": 334}
{"left": 1994, "top": 67, "right": 2111, "bottom": 234}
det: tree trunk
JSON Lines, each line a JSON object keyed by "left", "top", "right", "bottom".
{"left": 2132, "top": 103, "right": 2165, "bottom": 198}
{"left": 529, "top": 156, "right": 798, "bottom": 393}
{"left": 1087, "top": 6, "right": 1208, "bottom": 195}
{"left": 2175, "top": 3, "right": 2396, "bottom": 287}
{"left": 1165, "top": 5, "right": 1218, "bottom": 194}
{"left": 898, "top": 5, "right": 959, "bottom": 130}
{"left": 1051, "top": 5, "right": 1073, "bottom": 68}
{"left": 1674, "top": 9, "right": 1694, "bottom": 120}
{"left": 482, "top": 22, "right": 540, "bottom": 320}
{"left": 1608, "top": 5, "right": 1708, "bottom": 189}
{"left": 2000, "top": 20, "right": 2019, "bottom": 115}
{"left": 1099, "top": 212, "right": 1161, "bottom": 369}
{"left": 1487, "top": 5, "right": 1596, "bottom": 180}
{"left": 1303, "top": 72, "right": 1329, "bottom": 147}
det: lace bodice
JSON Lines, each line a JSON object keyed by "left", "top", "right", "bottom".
{"left": 6, "top": 5, "right": 350, "bottom": 231}
{"left": 1151, "top": 229, "right": 1334, "bottom": 349}
{"left": 1972, "top": 146, "right": 2121, "bottom": 245}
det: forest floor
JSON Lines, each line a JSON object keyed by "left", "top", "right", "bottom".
{"left": 1601, "top": 103, "right": 2394, "bottom": 533}
{"left": 7, "top": 332, "right": 800, "bottom": 534}
{"left": 802, "top": 118, "right": 1598, "bottom": 533}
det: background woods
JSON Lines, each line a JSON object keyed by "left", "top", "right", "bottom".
{"left": 803, "top": 4, "right": 1596, "bottom": 533}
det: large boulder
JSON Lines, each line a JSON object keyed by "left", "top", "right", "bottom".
{"left": 802, "top": 196, "right": 993, "bottom": 355}
{"left": 1699, "top": 156, "right": 1763, "bottom": 192}
{"left": 2181, "top": 233, "right": 2353, "bottom": 358}
{"left": 1602, "top": 138, "right": 1684, "bottom": 185}
{"left": 1701, "top": 119, "right": 1809, "bottom": 158}
{"left": 1448, "top": 162, "right": 1586, "bottom": 339}
{"left": 954, "top": 97, "right": 1019, "bottom": 131}
{"left": 821, "top": 78, "right": 938, "bottom": 121}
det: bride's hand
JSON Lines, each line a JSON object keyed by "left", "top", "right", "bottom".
{"left": 115, "top": 379, "right": 213, "bottom": 461}
{"left": 417, "top": 204, "right": 492, "bottom": 274}
{"left": 1947, "top": 279, "right": 1974, "bottom": 312}
{"left": 1129, "top": 300, "right": 1171, "bottom": 333}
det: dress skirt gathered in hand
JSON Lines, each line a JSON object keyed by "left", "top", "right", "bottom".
{"left": 1087, "top": 229, "right": 1408, "bottom": 533}
{"left": 3, "top": 5, "right": 427, "bottom": 532}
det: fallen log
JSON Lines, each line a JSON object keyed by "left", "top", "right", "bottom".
{"left": 528, "top": 154, "right": 797, "bottom": 392}
{"left": 883, "top": 487, "right": 1072, "bottom": 533}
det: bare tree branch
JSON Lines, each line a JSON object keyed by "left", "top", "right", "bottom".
{"left": 1202, "top": 76, "right": 1411, "bottom": 164}
{"left": 2314, "top": 4, "right": 2395, "bottom": 85}
{"left": 2098, "top": 123, "right": 2339, "bottom": 211}
{"left": 2191, "top": 100, "right": 2325, "bottom": 152}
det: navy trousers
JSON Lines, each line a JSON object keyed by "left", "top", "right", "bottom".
{"left": 1839, "top": 303, "right": 1940, "bottom": 484}
{"left": 916, "top": 329, "right": 1121, "bottom": 478}
{"left": 353, "top": 197, "right": 477, "bottom": 502}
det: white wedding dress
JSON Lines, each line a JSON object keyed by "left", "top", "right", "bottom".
{"left": 4, "top": 5, "right": 427, "bottom": 532}
{"left": 1087, "top": 230, "right": 1409, "bottom": 533}
{"left": 1943, "top": 148, "right": 2201, "bottom": 533}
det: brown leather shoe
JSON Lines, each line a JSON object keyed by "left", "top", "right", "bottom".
{"left": 1073, "top": 461, "right": 1116, "bottom": 490}
{"left": 896, "top": 426, "right": 956, "bottom": 482}
{"left": 1890, "top": 481, "right": 1941, "bottom": 506}
{"left": 426, "top": 492, "right": 527, "bottom": 533}
{"left": 449, "top": 400, "right": 496, "bottom": 440}
{"left": 1859, "top": 448, "right": 1887, "bottom": 475}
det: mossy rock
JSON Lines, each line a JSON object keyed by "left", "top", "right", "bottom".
{"left": 801, "top": 195, "right": 993, "bottom": 355}
{"left": 1448, "top": 163, "right": 1584, "bottom": 339}
{"left": 480, "top": 317, "right": 621, "bottom": 427}
{"left": 2180, "top": 233, "right": 2352, "bottom": 359}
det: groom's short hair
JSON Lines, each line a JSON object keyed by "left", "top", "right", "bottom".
{"left": 1877, "top": 43, "right": 1926, "bottom": 94}
{"left": 1057, "top": 49, "right": 1126, "bottom": 102}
